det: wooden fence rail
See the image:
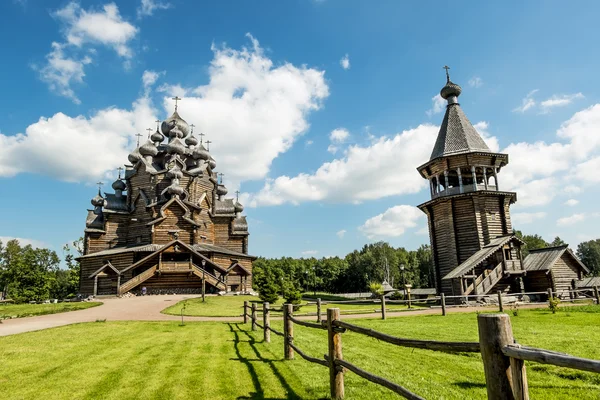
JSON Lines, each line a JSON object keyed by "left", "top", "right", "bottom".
{"left": 244, "top": 299, "right": 600, "bottom": 400}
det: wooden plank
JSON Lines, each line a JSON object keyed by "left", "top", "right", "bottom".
{"left": 288, "top": 342, "right": 328, "bottom": 367}
{"left": 327, "top": 308, "right": 344, "bottom": 400}
{"left": 478, "top": 314, "right": 516, "bottom": 400}
{"left": 503, "top": 345, "right": 600, "bottom": 374}
{"left": 334, "top": 320, "right": 479, "bottom": 353}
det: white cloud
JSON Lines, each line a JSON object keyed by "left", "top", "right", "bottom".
{"left": 330, "top": 128, "right": 349, "bottom": 143}
{"left": 513, "top": 89, "right": 538, "bottom": 113}
{"left": 340, "top": 54, "right": 350, "bottom": 70}
{"left": 248, "top": 124, "right": 438, "bottom": 206}
{"left": 142, "top": 70, "right": 164, "bottom": 93}
{"left": 564, "top": 185, "right": 582, "bottom": 195}
{"left": 137, "top": 0, "right": 171, "bottom": 18}
{"left": 540, "top": 93, "right": 584, "bottom": 112}
{"left": 564, "top": 199, "right": 579, "bottom": 206}
{"left": 0, "top": 236, "right": 48, "bottom": 249}
{"left": 574, "top": 156, "right": 600, "bottom": 183}
{"left": 36, "top": 42, "right": 92, "bottom": 104}
{"left": 5, "top": 36, "right": 327, "bottom": 184}
{"left": 327, "top": 144, "right": 339, "bottom": 154}
{"left": 305, "top": 140, "right": 314, "bottom": 147}
{"left": 511, "top": 212, "right": 547, "bottom": 225}
{"left": 473, "top": 121, "right": 500, "bottom": 152}
{"left": 557, "top": 213, "right": 585, "bottom": 227}
{"left": 336, "top": 229, "right": 346, "bottom": 239}
{"left": 0, "top": 96, "right": 155, "bottom": 181}
{"left": 359, "top": 205, "right": 424, "bottom": 239}
{"left": 468, "top": 76, "right": 483, "bottom": 88}
{"left": 54, "top": 2, "right": 138, "bottom": 58}
{"left": 301, "top": 250, "right": 318, "bottom": 256}
{"left": 426, "top": 94, "right": 445, "bottom": 116}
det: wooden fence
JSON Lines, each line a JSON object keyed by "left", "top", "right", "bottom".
{"left": 242, "top": 292, "right": 600, "bottom": 400}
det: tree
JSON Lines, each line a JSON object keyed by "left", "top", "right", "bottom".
{"left": 252, "top": 258, "right": 280, "bottom": 303}
{"left": 550, "top": 236, "right": 567, "bottom": 247}
{"left": 50, "top": 238, "right": 83, "bottom": 299}
{"left": 515, "top": 231, "right": 548, "bottom": 257}
{"left": 577, "top": 239, "right": 600, "bottom": 276}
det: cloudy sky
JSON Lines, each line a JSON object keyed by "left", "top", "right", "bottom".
{"left": 1, "top": 1, "right": 599, "bottom": 258}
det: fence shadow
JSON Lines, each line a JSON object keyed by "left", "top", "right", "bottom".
{"left": 227, "top": 322, "right": 315, "bottom": 400}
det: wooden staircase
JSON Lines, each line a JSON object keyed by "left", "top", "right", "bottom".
{"left": 119, "top": 265, "right": 157, "bottom": 294}
{"left": 463, "top": 262, "right": 504, "bottom": 296}
{"left": 191, "top": 264, "right": 227, "bottom": 291}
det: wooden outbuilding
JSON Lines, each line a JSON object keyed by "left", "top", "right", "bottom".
{"left": 78, "top": 104, "right": 255, "bottom": 296}
{"left": 523, "top": 245, "right": 589, "bottom": 298}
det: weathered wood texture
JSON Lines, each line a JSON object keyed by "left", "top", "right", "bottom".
{"left": 327, "top": 308, "right": 344, "bottom": 400}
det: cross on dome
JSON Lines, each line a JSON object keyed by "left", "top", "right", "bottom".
{"left": 218, "top": 172, "right": 224, "bottom": 184}
{"left": 155, "top": 119, "right": 161, "bottom": 130}
{"left": 117, "top": 167, "right": 123, "bottom": 179}
{"left": 146, "top": 128, "right": 153, "bottom": 138}
{"left": 235, "top": 190, "right": 240, "bottom": 201}
{"left": 135, "top": 133, "right": 143, "bottom": 147}
{"left": 96, "top": 181, "right": 104, "bottom": 192}
{"left": 198, "top": 132, "right": 205, "bottom": 144}
{"left": 443, "top": 65, "right": 451, "bottom": 82}
{"left": 172, "top": 96, "right": 181, "bottom": 111}
{"left": 190, "top": 124, "right": 195, "bottom": 134}
{"left": 206, "top": 140, "right": 212, "bottom": 151}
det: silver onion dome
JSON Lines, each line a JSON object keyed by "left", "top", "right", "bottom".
{"left": 151, "top": 129, "right": 164, "bottom": 143}
{"left": 234, "top": 201, "right": 244, "bottom": 213}
{"left": 161, "top": 110, "right": 190, "bottom": 138}
{"left": 91, "top": 191, "right": 105, "bottom": 207}
{"left": 185, "top": 135, "right": 198, "bottom": 147}
{"left": 216, "top": 184, "right": 228, "bottom": 197}
{"left": 166, "top": 166, "right": 183, "bottom": 180}
{"left": 192, "top": 144, "right": 210, "bottom": 160}
{"left": 167, "top": 183, "right": 184, "bottom": 196}
{"left": 440, "top": 80, "right": 462, "bottom": 100}
{"left": 207, "top": 157, "right": 217, "bottom": 169}
{"left": 139, "top": 139, "right": 158, "bottom": 157}
{"left": 166, "top": 137, "right": 186, "bottom": 155}
{"left": 112, "top": 178, "right": 126, "bottom": 192}
{"left": 128, "top": 147, "right": 142, "bottom": 164}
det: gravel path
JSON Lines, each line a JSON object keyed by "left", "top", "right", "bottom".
{"left": 0, "top": 295, "right": 549, "bottom": 337}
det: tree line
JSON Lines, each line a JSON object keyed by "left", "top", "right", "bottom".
{"left": 0, "top": 239, "right": 82, "bottom": 303}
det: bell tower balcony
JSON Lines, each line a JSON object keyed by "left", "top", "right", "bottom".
{"left": 430, "top": 165, "right": 500, "bottom": 199}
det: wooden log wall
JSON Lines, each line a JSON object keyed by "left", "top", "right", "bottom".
{"left": 153, "top": 204, "right": 194, "bottom": 244}
{"left": 550, "top": 254, "right": 581, "bottom": 297}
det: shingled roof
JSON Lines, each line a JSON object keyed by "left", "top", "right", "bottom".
{"left": 523, "top": 245, "right": 589, "bottom": 273}
{"left": 430, "top": 103, "right": 492, "bottom": 160}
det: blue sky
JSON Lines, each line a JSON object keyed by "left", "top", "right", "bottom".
{"left": 1, "top": 0, "right": 600, "bottom": 259}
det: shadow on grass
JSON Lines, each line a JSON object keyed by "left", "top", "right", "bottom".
{"left": 228, "top": 323, "right": 312, "bottom": 400}
{"left": 452, "top": 381, "right": 486, "bottom": 389}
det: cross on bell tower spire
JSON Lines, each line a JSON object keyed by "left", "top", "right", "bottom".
{"left": 443, "top": 65, "right": 451, "bottom": 83}
{"left": 172, "top": 96, "right": 181, "bottom": 111}
{"left": 135, "top": 133, "right": 143, "bottom": 147}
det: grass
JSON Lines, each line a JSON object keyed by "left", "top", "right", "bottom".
{"left": 0, "top": 301, "right": 102, "bottom": 319}
{"left": 161, "top": 295, "right": 420, "bottom": 317}
{"left": 1, "top": 306, "right": 599, "bottom": 399}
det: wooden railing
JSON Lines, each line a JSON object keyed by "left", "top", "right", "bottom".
{"left": 242, "top": 297, "right": 600, "bottom": 399}
{"left": 190, "top": 264, "right": 226, "bottom": 290}
{"left": 119, "top": 265, "right": 157, "bottom": 294}
{"left": 476, "top": 262, "right": 504, "bottom": 295}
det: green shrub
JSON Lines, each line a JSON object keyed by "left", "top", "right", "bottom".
{"left": 548, "top": 296, "right": 560, "bottom": 314}
{"left": 369, "top": 282, "right": 383, "bottom": 296}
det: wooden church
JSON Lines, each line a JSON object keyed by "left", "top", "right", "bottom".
{"left": 78, "top": 100, "right": 255, "bottom": 296}
{"left": 417, "top": 69, "right": 589, "bottom": 299}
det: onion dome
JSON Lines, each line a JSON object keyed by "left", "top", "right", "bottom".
{"left": 140, "top": 139, "right": 158, "bottom": 157}
{"left": 112, "top": 178, "right": 126, "bottom": 192}
{"left": 128, "top": 147, "right": 141, "bottom": 164}
{"left": 234, "top": 201, "right": 244, "bottom": 214}
{"left": 91, "top": 191, "right": 105, "bottom": 207}
{"left": 207, "top": 157, "right": 217, "bottom": 169}
{"left": 151, "top": 129, "right": 164, "bottom": 144}
{"left": 161, "top": 110, "right": 190, "bottom": 138}
{"left": 192, "top": 143, "right": 210, "bottom": 160}
{"left": 440, "top": 80, "right": 462, "bottom": 100}
{"left": 185, "top": 134, "right": 198, "bottom": 147}
{"left": 216, "top": 184, "right": 228, "bottom": 197}
{"left": 166, "top": 137, "right": 186, "bottom": 155}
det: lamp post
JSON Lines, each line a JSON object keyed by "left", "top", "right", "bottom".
{"left": 313, "top": 266, "right": 317, "bottom": 296}
{"left": 400, "top": 264, "right": 406, "bottom": 297}
{"left": 201, "top": 259, "right": 206, "bottom": 302}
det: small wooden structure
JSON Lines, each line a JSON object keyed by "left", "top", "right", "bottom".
{"left": 523, "top": 245, "right": 589, "bottom": 298}
{"left": 78, "top": 106, "right": 255, "bottom": 296}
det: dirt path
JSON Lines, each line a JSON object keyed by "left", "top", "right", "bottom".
{"left": 0, "top": 295, "right": 550, "bottom": 337}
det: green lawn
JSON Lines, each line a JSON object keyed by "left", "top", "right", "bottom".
{"left": 161, "top": 295, "right": 420, "bottom": 317}
{"left": 0, "top": 301, "right": 102, "bottom": 319}
{"left": 1, "top": 306, "right": 598, "bottom": 399}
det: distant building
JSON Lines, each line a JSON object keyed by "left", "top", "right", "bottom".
{"left": 78, "top": 104, "right": 255, "bottom": 296}
{"left": 417, "top": 71, "right": 589, "bottom": 300}
{"left": 523, "top": 245, "right": 589, "bottom": 298}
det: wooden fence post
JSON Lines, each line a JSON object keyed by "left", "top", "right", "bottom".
{"left": 407, "top": 291, "right": 412, "bottom": 309}
{"left": 441, "top": 293, "right": 446, "bottom": 316}
{"left": 317, "top": 298, "right": 322, "bottom": 323}
{"left": 283, "top": 304, "right": 294, "bottom": 360}
{"left": 327, "top": 308, "right": 344, "bottom": 400}
{"left": 381, "top": 295, "right": 386, "bottom": 320}
{"left": 498, "top": 290, "right": 504, "bottom": 313}
{"left": 263, "top": 302, "right": 270, "bottom": 343}
{"left": 243, "top": 301, "right": 248, "bottom": 324}
{"left": 251, "top": 303, "right": 257, "bottom": 331}
{"left": 594, "top": 286, "right": 600, "bottom": 305}
{"left": 478, "top": 313, "right": 528, "bottom": 400}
